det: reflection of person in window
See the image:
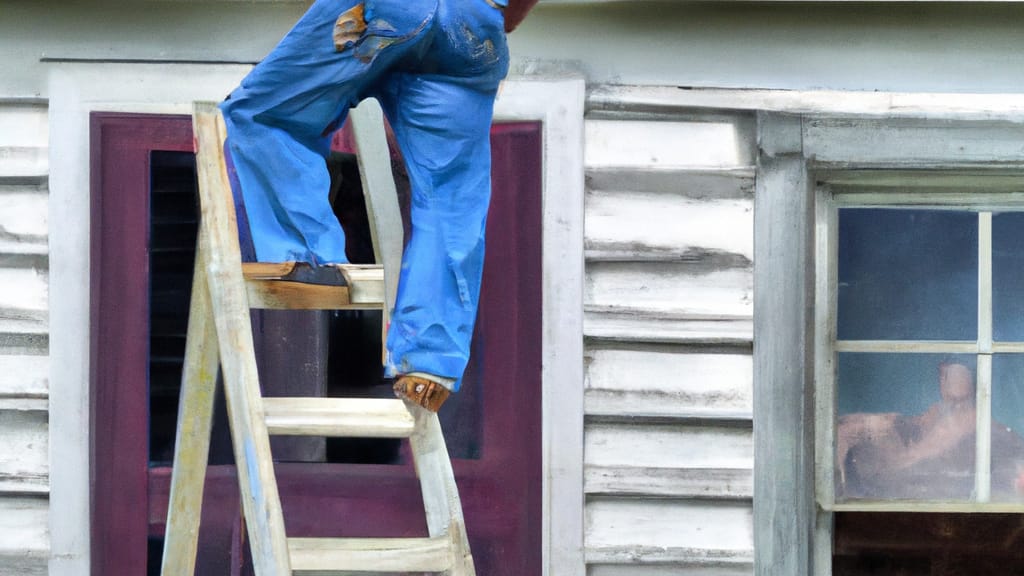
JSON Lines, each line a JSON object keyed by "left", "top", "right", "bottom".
{"left": 837, "top": 363, "right": 1024, "bottom": 500}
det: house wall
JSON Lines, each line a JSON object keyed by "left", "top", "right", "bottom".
{"left": 582, "top": 97, "right": 755, "bottom": 574}
{"left": 2, "top": 2, "right": 1024, "bottom": 575}
{"left": 0, "top": 101, "right": 50, "bottom": 576}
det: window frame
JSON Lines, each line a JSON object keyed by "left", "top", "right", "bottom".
{"left": 753, "top": 111, "right": 1024, "bottom": 576}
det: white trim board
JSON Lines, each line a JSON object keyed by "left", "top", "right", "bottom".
{"left": 46, "top": 62, "right": 585, "bottom": 576}
{"left": 589, "top": 85, "right": 1024, "bottom": 121}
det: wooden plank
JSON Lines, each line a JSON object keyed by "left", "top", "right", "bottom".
{"left": 192, "top": 102, "right": 291, "bottom": 575}
{"left": 0, "top": 106, "right": 48, "bottom": 148}
{"left": 263, "top": 398, "right": 415, "bottom": 438}
{"left": 585, "top": 345, "right": 752, "bottom": 419}
{"left": 243, "top": 265, "right": 383, "bottom": 310}
{"left": 0, "top": 268, "right": 47, "bottom": 335}
{"left": 161, "top": 253, "right": 219, "bottom": 576}
{"left": 588, "top": 564, "right": 752, "bottom": 576}
{"left": 408, "top": 407, "right": 475, "bottom": 573}
{"left": 586, "top": 262, "right": 752, "bottom": 318}
{"left": 753, "top": 113, "right": 814, "bottom": 576}
{"left": 0, "top": 147, "right": 47, "bottom": 179}
{"left": 585, "top": 498, "right": 753, "bottom": 564}
{"left": 584, "top": 311, "right": 752, "bottom": 345}
{"left": 0, "top": 191, "right": 47, "bottom": 256}
{"left": 288, "top": 536, "right": 451, "bottom": 573}
{"left": 585, "top": 422, "right": 752, "bottom": 471}
{"left": 0, "top": 410, "right": 48, "bottom": 493}
{"left": 585, "top": 119, "right": 754, "bottom": 170}
{"left": 586, "top": 167, "right": 754, "bottom": 199}
{"left": 585, "top": 466, "right": 752, "bottom": 500}
{"left": 0, "top": 497, "right": 47, "bottom": 576}
{"left": 587, "top": 84, "right": 1024, "bottom": 122}
{"left": 0, "top": 355, "right": 47, "bottom": 396}
{"left": 804, "top": 117, "right": 1024, "bottom": 168}
{"left": 349, "top": 99, "right": 403, "bottom": 356}
{"left": 585, "top": 190, "right": 752, "bottom": 263}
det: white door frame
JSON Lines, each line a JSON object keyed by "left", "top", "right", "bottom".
{"left": 46, "top": 62, "right": 586, "bottom": 576}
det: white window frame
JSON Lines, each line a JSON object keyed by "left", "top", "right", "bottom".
{"left": 753, "top": 110, "right": 1024, "bottom": 576}
{"left": 815, "top": 175, "right": 1024, "bottom": 515}
{"left": 47, "top": 63, "right": 586, "bottom": 576}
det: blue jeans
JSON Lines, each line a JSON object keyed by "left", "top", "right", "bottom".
{"left": 221, "top": 0, "right": 509, "bottom": 389}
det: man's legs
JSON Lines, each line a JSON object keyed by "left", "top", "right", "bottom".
{"left": 221, "top": 0, "right": 434, "bottom": 264}
{"left": 378, "top": 75, "right": 503, "bottom": 393}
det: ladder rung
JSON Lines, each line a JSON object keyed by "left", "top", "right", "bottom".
{"left": 243, "top": 263, "right": 384, "bottom": 310}
{"left": 263, "top": 398, "right": 415, "bottom": 438}
{"left": 288, "top": 536, "right": 452, "bottom": 573}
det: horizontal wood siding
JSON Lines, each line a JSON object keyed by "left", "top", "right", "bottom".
{"left": 0, "top": 102, "right": 49, "bottom": 574}
{"left": 583, "top": 92, "right": 754, "bottom": 574}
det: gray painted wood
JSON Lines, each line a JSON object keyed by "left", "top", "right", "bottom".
{"left": 753, "top": 112, "right": 814, "bottom": 576}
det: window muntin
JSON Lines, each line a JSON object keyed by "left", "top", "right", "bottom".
{"left": 823, "top": 196, "right": 1024, "bottom": 511}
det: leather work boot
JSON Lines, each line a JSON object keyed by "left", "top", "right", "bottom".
{"left": 393, "top": 374, "right": 451, "bottom": 412}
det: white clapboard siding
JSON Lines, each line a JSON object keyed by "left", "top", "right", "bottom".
{"left": 585, "top": 346, "right": 752, "bottom": 420}
{"left": 0, "top": 355, "right": 48, "bottom": 398}
{"left": 0, "top": 497, "right": 48, "bottom": 576}
{"left": 0, "top": 191, "right": 47, "bottom": 256}
{"left": 585, "top": 422, "right": 752, "bottom": 499}
{"left": 582, "top": 93, "right": 754, "bottom": 574}
{"left": 585, "top": 189, "right": 753, "bottom": 262}
{"left": 585, "top": 262, "right": 752, "bottom": 319}
{"left": 0, "top": 267, "right": 48, "bottom": 335}
{"left": 586, "top": 119, "right": 755, "bottom": 170}
{"left": 589, "top": 564, "right": 754, "bottom": 576}
{"left": 0, "top": 105, "right": 48, "bottom": 180}
{"left": 0, "top": 411, "right": 48, "bottom": 494}
{"left": 585, "top": 498, "right": 753, "bottom": 564}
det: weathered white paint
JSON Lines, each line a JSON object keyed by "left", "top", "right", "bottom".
{"left": 804, "top": 118, "right": 1024, "bottom": 168}
{"left": 0, "top": 192, "right": 48, "bottom": 256}
{"left": 584, "top": 311, "right": 753, "bottom": 345}
{"left": 0, "top": 107, "right": 48, "bottom": 148}
{"left": 0, "top": 411, "right": 48, "bottom": 494}
{"left": 586, "top": 167, "right": 754, "bottom": 199}
{"left": 586, "top": 423, "right": 752, "bottom": 470}
{"left": 585, "top": 466, "right": 753, "bottom": 500}
{"left": 589, "top": 565, "right": 752, "bottom": 576}
{"left": 0, "top": 498, "right": 48, "bottom": 576}
{"left": 585, "top": 262, "right": 752, "bottom": 319}
{"left": 0, "top": 356, "right": 47, "bottom": 397}
{"left": 585, "top": 119, "right": 753, "bottom": 170}
{"left": 0, "top": 268, "right": 48, "bottom": 334}
{"left": 48, "top": 64, "right": 586, "bottom": 575}
{"left": 585, "top": 346, "right": 752, "bottom": 419}
{"left": 585, "top": 190, "right": 752, "bottom": 262}
{"left": 585, "top": 498, "right": 753, "bottom": 564}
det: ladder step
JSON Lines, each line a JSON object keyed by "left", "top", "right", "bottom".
{"left": 243, "top": 262, "right": 384, "bottom": 310}
{"left": 288, "top": 536, "right": 452, "bottom": 574}
{"left": 263, "top": 398, "right": 415, "bottom": 438}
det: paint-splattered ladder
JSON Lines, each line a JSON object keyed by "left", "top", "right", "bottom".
{"left": 160, "top": 101, "right": 475, "bottom": 576}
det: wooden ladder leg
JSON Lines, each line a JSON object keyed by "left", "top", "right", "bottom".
{"left": 193, "top": 103, "right": 292, "bottom": 576}
{"left": 408, "top": 408, "right": 476, "bottom": 576}
{"left": 161, "top": 246, "right": 220, "bottom": 576}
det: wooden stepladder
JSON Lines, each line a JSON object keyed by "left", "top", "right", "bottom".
{"left": 160, "top": 101, "right": 475, "bottom": 575}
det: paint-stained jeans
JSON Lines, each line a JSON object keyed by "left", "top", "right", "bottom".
{"left": 221, "top": 0, "right": 509, "bottom": 390}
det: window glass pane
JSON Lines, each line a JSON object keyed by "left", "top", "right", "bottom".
{"left": 990, "top": 355, "right": 1024, "bottom": 502}
{"left": 838, "top": 209, "right": 977, "bottom": 341}
{"left": 836, "top": 353, "right": 976, "bottom": 501}
{"left": 993, "top": 212, "right": 1024, "bottom": 342}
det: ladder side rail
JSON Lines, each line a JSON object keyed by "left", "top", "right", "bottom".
{"left": 192, "top": 102, "right": 292, "bottom": 576}
{"left": 409, "top": 409, "right": 476, "bottom": 575}
{"left": 161, "top": 243, "right": 220, "bottom": 576}
{"left": 349, "top": 99, "right": 404, "bottom": 349}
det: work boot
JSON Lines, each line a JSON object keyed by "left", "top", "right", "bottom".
{"left": 393, "top": 374, "right": 451, "bottom": 412}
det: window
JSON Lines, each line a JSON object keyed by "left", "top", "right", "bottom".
{"left": 819, "top": 198, "right": 1024, "bottom": 509}
{"left": 753, "top": 112, "right": 1024, "bottom": 576}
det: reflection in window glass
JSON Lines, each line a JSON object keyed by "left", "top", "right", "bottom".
{"left": 838, "top": 209, "right": 977, "bottom": 341}
{"left": 990, "top": 355, "right": 1024, "bottom": 502}
{"left": 993, "top": 213, "right": 1024, "bottom": 342}
{"left": 836, "top": 353, "right": 976, "bottom": 501}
